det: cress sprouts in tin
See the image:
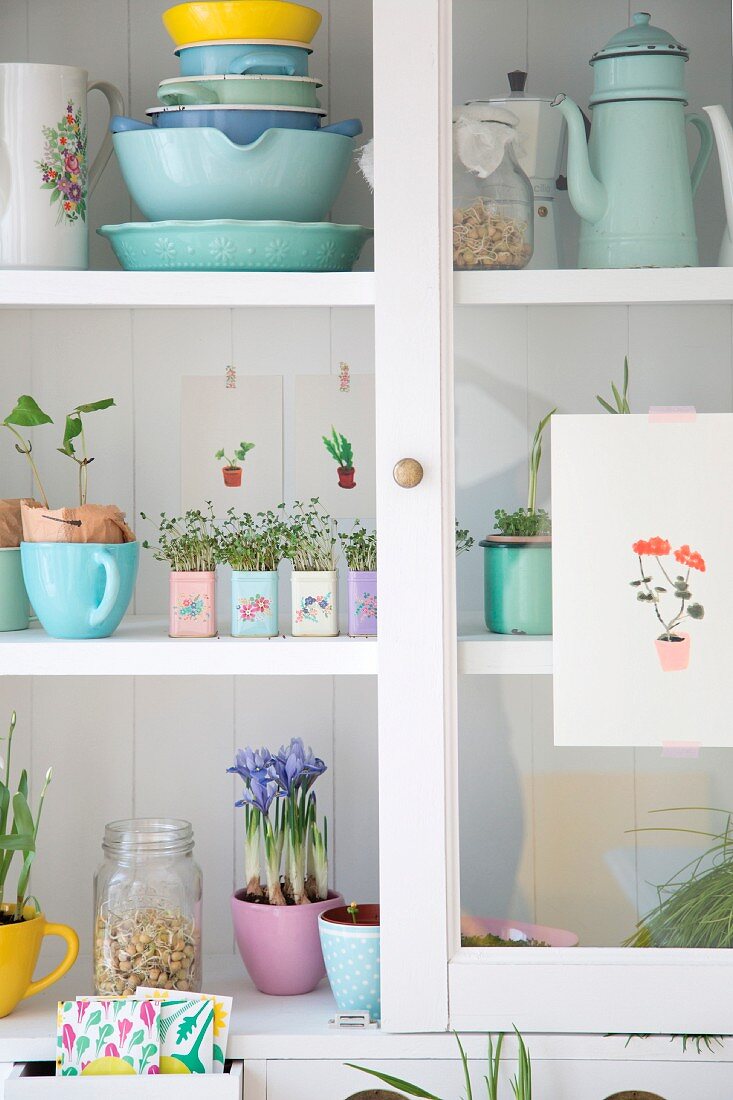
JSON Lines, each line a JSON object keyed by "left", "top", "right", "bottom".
{"left": 140, "top": 503, "right": 219, "bottom": 572}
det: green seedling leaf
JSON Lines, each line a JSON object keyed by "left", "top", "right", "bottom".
{"left": 74, "top": 398, "right": 115, "bottom": 414}
{"left": 4, "top": 395, "right": 53, "bottom": 428}
{"left": 58, "top": 413, "right": 82, "bottom": 457}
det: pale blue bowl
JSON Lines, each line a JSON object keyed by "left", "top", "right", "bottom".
{"left": 21, "top": 541, "right": 139, "bottom": 639}
{"left": 176, "top": 40, "right": 312, "bottom": 77}
{"left": 112, "top": 126, "right": 355, "bottom": 222}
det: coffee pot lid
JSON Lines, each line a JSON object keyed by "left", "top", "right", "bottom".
{"left": 591, "top": 12, "right": 688, "bottom": 63}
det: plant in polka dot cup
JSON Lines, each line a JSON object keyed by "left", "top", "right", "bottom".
{"left": 217, "top": 507, "right": 290, "bottom": 638}
{"left": 228, "top": 738, "right": 343, "bottom": 996}
{"left": 286, "top": 499, "right": 339, "bottom": 637}
{"left": 141, "top": 504, "right": 219, "bottom": 638}
{"left": 339, "top": 522, "right": 377, "bottom": 637}
{"left": 319, "top": 901, "right": 380, "bottom": 1022}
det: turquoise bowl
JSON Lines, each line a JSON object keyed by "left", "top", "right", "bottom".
{"left": 98, "top": 220, "right": 373, "bottom": 272}
{"left": 176, "top": 40, "right": 313, "bottom": 78}
{"left": 20, "top": 542, "right": 139, "bottom": 639}
{"left": 480, "top": 537, "right": 552, "bottom": 636}
{"left": 112, "top": 126, "right": 354, "bottom": 222}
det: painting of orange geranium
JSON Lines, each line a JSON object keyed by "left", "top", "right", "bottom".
{"left": 630, "top": 536, "right": 706, "bottom": 672}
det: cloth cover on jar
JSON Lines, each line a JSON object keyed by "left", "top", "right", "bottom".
{"left": 453, "top": 103, "right": 521, "bottom": 178}
{"left": 21, "top": 499, "right": 136, "bottom": 543}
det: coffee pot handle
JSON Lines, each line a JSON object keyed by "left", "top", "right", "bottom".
{"left": 686, "top": 112, "right": 714, "bottom": 197}
{"left": 87, "top": 80, "right": 126, "bottom": 195}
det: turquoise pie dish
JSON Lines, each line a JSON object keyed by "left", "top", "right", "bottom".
{"left": 98, "top": 220, "right": 373, "bottom": 272}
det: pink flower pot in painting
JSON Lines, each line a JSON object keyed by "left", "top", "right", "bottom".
{"left": 655, "top": 632, "right": 690, "bottom": 672}
{"left": 169, "top": 570, "right": 216, "bottom": 638}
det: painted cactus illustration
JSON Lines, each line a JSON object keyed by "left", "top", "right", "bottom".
{"left": 323, "top": 426, "right": 355, "bottom": 488}
{"left": 630, "top": 536, "right": 706, "bottom": 671}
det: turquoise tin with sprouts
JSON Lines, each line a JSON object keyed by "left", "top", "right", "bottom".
{"left": 231, "top": 570, "right": 278, "bottom": 637}
{"left": 480, "top": 536, "right": 552, "bottom": 636}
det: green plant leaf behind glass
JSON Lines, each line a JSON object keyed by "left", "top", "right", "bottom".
{"left": 344, "top": 1065, "right": 444, "bottom": 1100}
{"left": 3, "top": 395, "right": 53, "bottom": 428}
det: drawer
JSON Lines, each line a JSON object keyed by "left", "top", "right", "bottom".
{"left": 4, "top": 1062, "right": 243, "bottom": 1100}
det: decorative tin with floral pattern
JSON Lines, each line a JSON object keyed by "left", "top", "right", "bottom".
{"left": 231, "top": 570, "right": 278, "bottom": 638}
{"left": 347, "top": 570, "right": 377, "bottom": 637}
{"left": 169, "top": 570, "right": 216, "bottom": 638}
{"left": 291, "top": 569, "right": 338, "bottom": 637}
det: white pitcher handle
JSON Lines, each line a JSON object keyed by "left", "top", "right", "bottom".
{"left": 87, "top": 80, "right": 125, "bottom": 195}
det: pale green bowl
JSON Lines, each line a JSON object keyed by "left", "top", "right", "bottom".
{"left": 157, "top": 74, "right": 322, "bottom": 107}
{"left": 98, "top": 220, "right": 373, "bottom": 272}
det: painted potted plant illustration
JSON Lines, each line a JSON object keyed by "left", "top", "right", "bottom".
{"left": 338, "top": 522, "right": 376, "bottom": 637}
{"left": 319, "top": 901, "right": 380, "bottom": 1021}
{"left": 322, "top": 427, "right": 355, "bottom": 489}
{"left": 3, "top": 394, "right": 139, "bottom": 640}
{"left": 480, "top": 409, "right": 555, "bottom": 636}
{"left": 285, "top": 499, "right": 339, "bottom": 637}
{"left": 630, "top": 536, "right": 705, "bottom": 672}
{"left": 217, "top": 506, "right": 290, "bottom": 638}
{"left": 141, "top": 504, "right": 219, "bottom": 638}
{"left": 215, "top": 442, "right": 255, "bottom": 487}
{"left": 0, "top": 711, "right": 78, "bottom": 1019}
{"left": 228, "top": 738, "right": 343, "bottom": 995}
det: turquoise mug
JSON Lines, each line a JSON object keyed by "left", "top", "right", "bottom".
{"left": 0, "top": 548, "right": 30, "bottom": 631}
{"left": 20, "top": 542, "right": 139, "bottom": 639}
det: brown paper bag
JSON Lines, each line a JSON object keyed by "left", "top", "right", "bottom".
{"left": 21, "top": 500, "right": 136, "bottom": 544}
{"left": 0, "top": 499, "right": 27, "bottom": 548}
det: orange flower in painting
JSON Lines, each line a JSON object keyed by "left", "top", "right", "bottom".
{"left": 674, "top": 544, "right": 706, "bottom": 572}
{"left": 632, "top": 536, "right": 670, "bottom": 556}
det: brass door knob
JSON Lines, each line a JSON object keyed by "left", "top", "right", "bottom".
{"left": 393, "top": 458, "right": 424, "bottom": 488}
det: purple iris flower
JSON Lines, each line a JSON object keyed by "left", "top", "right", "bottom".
{"left": 235, "top": 776, "right": 280, "bottom": 814}
{"left": 272, "top": 737, "right": 327, "bottom": 795}
{"left": 227, "top": 746, "right": 273, "bottom": 784}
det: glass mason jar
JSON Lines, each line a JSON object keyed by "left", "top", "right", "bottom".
{"left": 94, "top": 818, "right": 202, "bottom": 995}
{"left": 453, "top": 106, "right": 534, "bottom": 271}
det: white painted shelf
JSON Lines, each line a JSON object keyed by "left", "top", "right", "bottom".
{"left": 0, "top": 618, "right": 377, "bottom": 676}
{"left": 0, "top": 271, "right": 375, "bottom": 309}
{"left": 454, "top": 266, "right": 733, "bottom": 306}
{"left": 0, "top": 619, "right": 548, "bottom": 676}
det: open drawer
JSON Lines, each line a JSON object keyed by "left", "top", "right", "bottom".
{"left": 4, "top": 1062, "right": 243, "bottom": 1100}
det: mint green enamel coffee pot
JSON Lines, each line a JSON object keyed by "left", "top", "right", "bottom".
{"left": 553, "top": 12, "right": 713, "bottom": 269}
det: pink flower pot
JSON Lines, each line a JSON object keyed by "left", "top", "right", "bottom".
{"left": 655, "top": 632, "right": 690, "bottom": 672}
{"left": 169, "top": 570, "right": 217, "bottom": 638}
{"left": 231, "top": 889, "right": 343, "bottom": 995}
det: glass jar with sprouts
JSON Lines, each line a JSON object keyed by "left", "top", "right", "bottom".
{"left": 453, "top": 104, "right": 534, "bottom": 270}
{"left": 94, "top": 818, "right": 202, "bottom": 996}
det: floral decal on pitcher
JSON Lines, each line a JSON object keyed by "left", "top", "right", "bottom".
{"left": 295, "top": 592, "right": 332, "bottom": 625}
{"left": 174, "top": 593, "right": 210, "bottom": 622}
{"left": 237, "top": 594, "right": 271, "bottom": 624}
{"left": 630, "top": 536, "right": 706, "bottom": 672}
{"left": 36, "top": 101, "right": 88, "bottom": 224}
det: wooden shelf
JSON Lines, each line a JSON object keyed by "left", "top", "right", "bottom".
{"left": 454, "top": 267, "right": 733, "bottom": 306}
{"left": 0, "top": 620, "right": 552, "bottom": 676}
{"left": 0, "top": 271, "right": 374, "bottom": 309}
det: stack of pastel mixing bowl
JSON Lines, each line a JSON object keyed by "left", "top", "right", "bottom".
{"left": 99, "top": 0, "right": 372, "bottom": 272}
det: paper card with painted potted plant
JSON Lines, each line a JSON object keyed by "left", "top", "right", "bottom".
{"left": 215, "top": 441, "right": 255, "bottom": 488}
{"left": 286, "top": 499, "right": 339, "bottom": 636}
{"left": 552, "top": 411, "right": 733, "bottom": 748}
{"left": 57, "top": 997, "right": 160, "bottom": 1075}
{"left": 339, "top": 521, "right": 376, "bottom": 636}
{"left": 141, "top": 504, "right": 219, "bottom": 638}
{"left": 137, "top": 989, "right": 232, "bottom": 1073}
{"left": 2, "top": 395, "right": 138, "bottom": 639}
{"left": 216, "top": 506, "right": 290, "bottom": 638}
{"left": 228, "top": 738, "right": 342, "bottom": 996}
{"left": 0, "top": 710, "right": 78, "bottom": 1020}
{"left": 480, "top": 408, "right": 555, "bottom": 636}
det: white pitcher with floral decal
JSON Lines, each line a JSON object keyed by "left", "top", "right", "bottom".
{"left": 0, "top": 64, "right": 124, "bottom": 269}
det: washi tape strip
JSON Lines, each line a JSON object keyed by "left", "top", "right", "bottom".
{"left": 339, "top": 361, "right": 350, "bottom": 392}
{"left": 648, "top": 405, "right": 696, "bottom": 423}
{"left": 226, "top": 365, "right": 236, "bottom": 389}
{"left": 661, "top": 741, "right": 701, "bottom": 758}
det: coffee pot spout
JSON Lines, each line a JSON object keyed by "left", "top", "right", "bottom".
{"left": 552, "top": 94, "right": 606, "bottom": 225}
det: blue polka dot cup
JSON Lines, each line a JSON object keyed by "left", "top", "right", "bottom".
{"left": 318, "top": 904, "right": 380, "bottom": 1022}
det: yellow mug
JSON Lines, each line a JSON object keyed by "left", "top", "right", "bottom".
{"left": 0, "top": 905, "right": 79, "bottom": 1018}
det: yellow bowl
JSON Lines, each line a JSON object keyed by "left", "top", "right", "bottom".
{"left": 162, "top": 1, "right": 322, "bottom": 46}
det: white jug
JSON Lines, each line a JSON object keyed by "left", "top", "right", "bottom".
{"left": 703, "top": 104, "right": 733, "bottom": 266}
{"left": 0, "top": 63, "right": 124, "bottom": 269}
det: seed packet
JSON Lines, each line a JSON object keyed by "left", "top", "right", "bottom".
{"left": 137, "top": 987, "right": 232, "bottom": 1072}
{"left": 57, "top": 998, "right": 160, "bottom": 1076}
